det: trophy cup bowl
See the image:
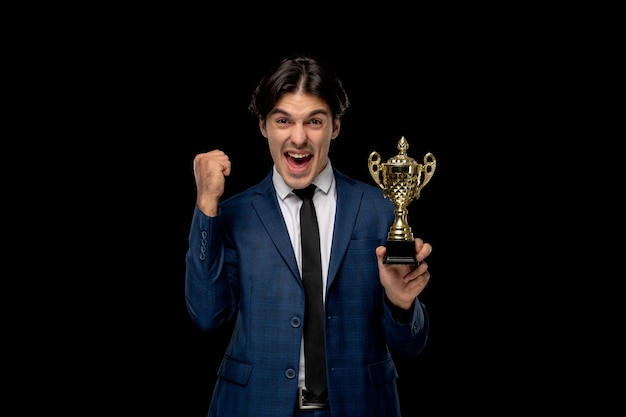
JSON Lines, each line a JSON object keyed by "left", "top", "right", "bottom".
{"left": 368, "top": 136, "right": 435, "bottom": 265}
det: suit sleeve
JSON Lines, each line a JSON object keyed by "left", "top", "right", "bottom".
{"left": 381, "top": 293, "right": 429, "bottom": 357}
{"left": 185, "top": 205, "right": 237, "bottom": 331}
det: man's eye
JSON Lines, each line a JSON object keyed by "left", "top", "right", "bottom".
{"left": 310, "top": 119, "right": 322, "bottom": 125}
{"left": 277, "top": 118, "right": 288, "bottom": 124}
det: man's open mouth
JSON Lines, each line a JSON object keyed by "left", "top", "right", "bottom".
{"left": 286, "top": 152, "right": 313, "bottom": 165}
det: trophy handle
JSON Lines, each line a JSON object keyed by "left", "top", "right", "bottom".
{"left": 368, "top": 151, "right": 384, "bottom": 190}
{"left": 420, "top": 152, "right": 436, "bottom": 189}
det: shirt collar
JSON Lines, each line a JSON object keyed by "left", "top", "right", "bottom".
{"left": 273, "top": 161, "right": 334, "bottom": 201}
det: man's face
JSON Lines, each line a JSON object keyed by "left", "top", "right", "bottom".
{"left": 259, "top": 91, "right": 340, "bottom": 190}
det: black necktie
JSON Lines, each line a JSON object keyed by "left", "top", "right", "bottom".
{"left": 294, "top": 184, "right": 327, "bottom": 398}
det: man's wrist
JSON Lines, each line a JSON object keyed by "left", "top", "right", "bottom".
{"left": 385, "top": 296, "right": 413, "bottom": 323}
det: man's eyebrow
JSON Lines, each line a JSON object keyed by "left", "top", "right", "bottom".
{"left": 269, "top": 108, "right": 331, "bottom": 118}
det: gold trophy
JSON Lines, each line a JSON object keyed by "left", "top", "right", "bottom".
{"left": 368, "top": 136, "right": 436, "bottom": 265}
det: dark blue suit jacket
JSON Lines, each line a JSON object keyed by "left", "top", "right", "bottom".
{"left": 186, "top": 167, "right": 429, "bottom": 417}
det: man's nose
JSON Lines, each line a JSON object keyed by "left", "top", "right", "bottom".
{"left": 291, "top": 123, "right": 307, "bottom": 145}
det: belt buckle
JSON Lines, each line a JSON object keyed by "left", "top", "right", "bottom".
{"left": 298, "top": 387, "right": 328, "bottom": 410}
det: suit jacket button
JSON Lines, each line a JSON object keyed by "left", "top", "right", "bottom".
{"left": 285, "top": 368, "right": 296, "bottom": 379}
{"left": 290, "top": 317, "right": 301, "bottom": 327}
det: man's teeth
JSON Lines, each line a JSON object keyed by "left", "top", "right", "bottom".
{"left": 288, "top": 153, "right": 310, "bottom": 159}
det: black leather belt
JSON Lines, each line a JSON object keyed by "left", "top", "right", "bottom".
{"left": 298, "top": 387, "right": 330, "bottom": 410}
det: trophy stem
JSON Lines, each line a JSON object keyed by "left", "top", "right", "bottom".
{"left": 387, "top": 208, "right": 414, "bottom": 241}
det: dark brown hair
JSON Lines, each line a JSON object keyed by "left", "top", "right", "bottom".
{"left": 248, "top": 55, "right": 350, "bottom": 122}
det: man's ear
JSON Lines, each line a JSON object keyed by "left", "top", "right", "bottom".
{"left": 331, "top": 119, "right": 341, "bottom": 140}
{"left": 259, "top": 119, "right": 268, "bottom": 138}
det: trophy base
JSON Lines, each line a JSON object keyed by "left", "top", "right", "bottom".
{"left": 383, "top": 240, "right": 418, "bottom": 265}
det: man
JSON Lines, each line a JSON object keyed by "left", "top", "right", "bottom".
{"left": 186, "top": 55, "right": 433, "bottom": 417}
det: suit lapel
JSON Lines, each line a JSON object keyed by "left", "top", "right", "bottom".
{"left": 250, "top": 175, "right": 301, "bottom": 283}
{"left": 249, "top": 170, "right": 365, "bottom": 290}
{"left": 327, "top": 170, "right": 362, "bottom": 289}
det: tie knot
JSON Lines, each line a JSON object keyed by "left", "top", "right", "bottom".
{"left": 294, "top": 184, "right": 316, "bottom": 201}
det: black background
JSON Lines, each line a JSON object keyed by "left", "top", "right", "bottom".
{"left": 120, "top": 44, "right": 521, "bottom": 415}
{"left": 56, "top": 22, "right": 586, "bottom": 416}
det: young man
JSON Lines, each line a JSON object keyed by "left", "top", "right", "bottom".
{"left": 186, "top": 55, "right": 433, "bottom": 417}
